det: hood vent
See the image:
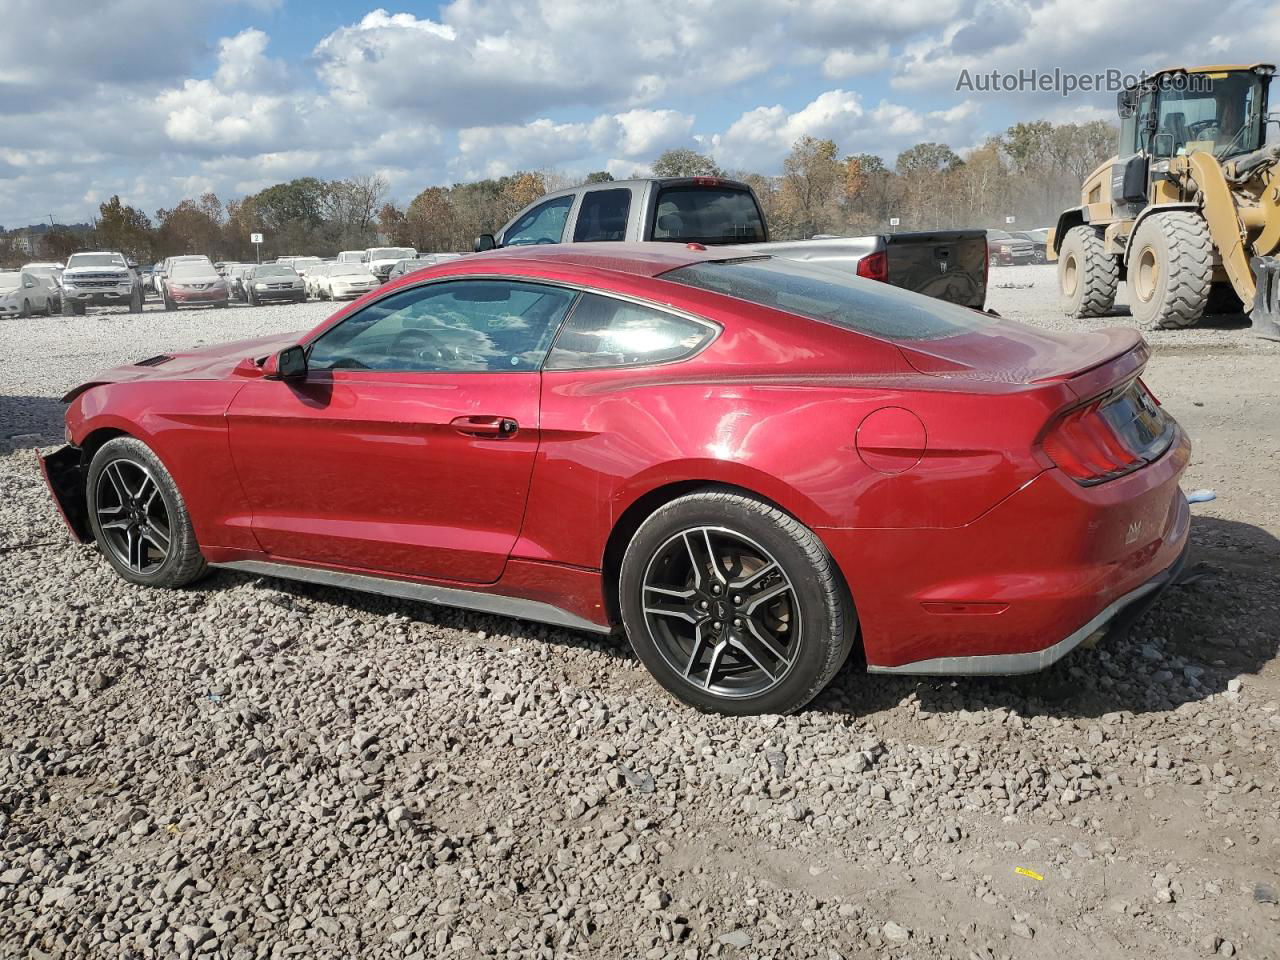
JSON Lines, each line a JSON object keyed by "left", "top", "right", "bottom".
{"left": 134, "top": 354, "right": 173, "bottom": 367}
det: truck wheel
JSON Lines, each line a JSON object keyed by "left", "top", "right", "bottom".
{"left": 1058, "top": 226, "right": 1118, "bottom": 318}
{"left": 1126, "top": 212, "right": 1212, "bottom": 329}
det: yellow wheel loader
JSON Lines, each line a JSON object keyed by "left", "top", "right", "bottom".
{"left": 1047, "top": 64, "right": 1280, "bottom": 338}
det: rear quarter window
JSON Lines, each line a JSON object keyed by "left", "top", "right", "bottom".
{"left": 545, "top": 293, "right": 716, "bottom": 369}
{"left": 663, "top": 257, "right": 994, "bottom": 342}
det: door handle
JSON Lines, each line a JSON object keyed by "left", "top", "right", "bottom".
{"left": 451, "top": 415, "right": 519, "bottom": 438}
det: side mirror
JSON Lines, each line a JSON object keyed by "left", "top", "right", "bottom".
{"left": 474, "top": 233, "right": 496, "bottom": 252}
{"left": 269, "top": 345, "right": 308, "bottom": 381}
{"left": 1117, "top": 89, "right": 1137, "bottom": 119}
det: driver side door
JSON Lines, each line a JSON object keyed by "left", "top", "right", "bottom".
{"left": 226, "top": 278, "right": 579, "bottom": 584}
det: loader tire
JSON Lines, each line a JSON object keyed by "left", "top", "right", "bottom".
{"left": 1058, "top": 225, "right": 1117, "bottom": 318}
{"left": 1126, "top": 212, "right": 1212, "bottom": 329}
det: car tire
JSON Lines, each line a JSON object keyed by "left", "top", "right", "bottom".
{"left": 1126, "top": 211, "right": 1212, "bottom": 329}
{"left": 86, "top": 437, "right": 208, "bottom": 589}
{"left": 1058, "top": 225, "right": 1118, "bottom": 318}
{"left": 163, "top": 294, "right": 175, "bottom": 312}
{"left": 247, "top": 290, "right": 257, "bottom": 306}
{"left": 129, "top": 288, "right": 143, "bottom": 313}
{"left": 619, "top": 488, "right": 855, "bottom": 715}
{"left": 19, "top": 299, "right": 30, "bottom": 318}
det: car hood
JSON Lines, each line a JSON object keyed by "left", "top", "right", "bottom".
{"left": 62, "top": 332, "right": 303, "bottom": 402}
{"left": 64, "top": 265, "right": 129, "bottom": 276}
{"left": 896, "top": 318, "right": 1144, "bottom": 386}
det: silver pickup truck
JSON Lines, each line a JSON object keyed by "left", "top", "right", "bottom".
{"left": 475, "top": 177, "right": 988, "bottom": 310}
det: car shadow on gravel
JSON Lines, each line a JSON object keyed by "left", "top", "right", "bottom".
{"left": 813, "top": 515, "right": 1279, "bottom": 722}
{"left": 1, "top": 395, "right": 66, "bottom": 448}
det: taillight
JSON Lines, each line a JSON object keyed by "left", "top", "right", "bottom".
{"left": 856, "top": 250, "right": 888, "bottom": 283}
{"left": 1040, "top": 380, "right": 1173, "bottom": 485}
{"left": 691, "top": 176, "right": 723, "bottom": 187}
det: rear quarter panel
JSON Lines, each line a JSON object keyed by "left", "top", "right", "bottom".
{"left": 517, "top": 285, "right": 1064, "bottom": 572}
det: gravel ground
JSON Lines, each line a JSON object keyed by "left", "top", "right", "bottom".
{"left": 1, "top": 271, "right": 1278, "bottom": 959}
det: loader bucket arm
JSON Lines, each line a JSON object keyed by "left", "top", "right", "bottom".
{"left": 1184, "top": 151, "right": 1256, "bottom": 305}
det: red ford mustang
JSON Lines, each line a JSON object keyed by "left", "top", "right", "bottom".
{"left": 40, "top": 243, "right": 1190, "bottom": 714}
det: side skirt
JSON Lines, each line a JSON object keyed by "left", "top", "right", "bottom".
{"left": 212, "top": 558, "right": 611, "bottom": 635}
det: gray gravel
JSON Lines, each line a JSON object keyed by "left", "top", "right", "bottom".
{"left": 2, "top": 275, "right": 1278, "bottom": 959}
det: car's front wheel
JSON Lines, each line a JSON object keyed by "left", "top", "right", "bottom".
{"left": 86, "top": 437, "right": 208, "bottom": 588}
{"left": 620, "top": 490, "right": 855, "bottom": 715}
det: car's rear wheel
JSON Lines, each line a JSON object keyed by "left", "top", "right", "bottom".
{"left": 620, "top": 490, "right": 855, "bottom": 715}
{"left": 86, "top": 437, "right": 208, "bottom": 588}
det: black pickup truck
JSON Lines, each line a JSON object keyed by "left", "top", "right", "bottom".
{"left": 476, "top": 177, "right": 988, "bottom": 310}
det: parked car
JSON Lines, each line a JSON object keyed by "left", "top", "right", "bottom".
{"left": 479, "top": 178, "right": 989, "bottom": 310}
{"left": 228, "top": 265, "right": 253, "bottom": 302}
{"left": 986, "top": 229, "right": 1036, "bottom": 266}
{"left": 314, "top": 263, "right": 378, "bottom": 300}
{"left": 288, "top": 256, "right": 323, "bottom": 277}
{"left": 364, "top": 246, "right": 417, "bottom": 282}
{"left": 155, "top": 255, "right": 210, "bottom": 302}
{"left": 163, "top": 259, "right": 229, "bottom": 310}
{"left": 60, "top": 251, "right": 143, "bottom": 315}
{"left": 244, "top": 264, "right": 305, "bottom": 305}
{"left": 1011, "top": 229, "right": 1051, "bottom": 264}
{"left": 21, "top": 262, "right": 64, "bottom": 311}
{"left": 304, "top": 263, "right": 333, "bottom": 300}
{"left": 0, "top": 269, "right": 57, "bottom": 316}
{"left": 147, "top": 262, "right": 164, "bottom": 294}
{"left": 336, "top": 250, "right": 366, "bottom": 264}
{"left": 386, "top": 253, "right": 464, "bottom": 283}
{"left": 40, "top": 244, "right": 1190, "bottom": 715}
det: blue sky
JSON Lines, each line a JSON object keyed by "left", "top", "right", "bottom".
{"left": 1, "top": 0, "right": 1276, "bottom": 227}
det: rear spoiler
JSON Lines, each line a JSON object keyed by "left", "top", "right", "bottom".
{"left": 1037, "top": 330, "right": 1149, "bottom": 402}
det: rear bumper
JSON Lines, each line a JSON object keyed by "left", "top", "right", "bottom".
{"left": 823, "top": 428, "right": 1191, "bottom": 673}
{"left": 867, "top": 535, "right": 1188, "bottom": 674}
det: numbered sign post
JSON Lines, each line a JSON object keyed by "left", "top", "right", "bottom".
{"left": 1004, "top": 216, "right": 1016, "bottom": 225}
{"left": 250, "top": 232, "right": 264, "bottom": 264}
{"left": 889, "top": 216, "right": 900, "bottom": 234}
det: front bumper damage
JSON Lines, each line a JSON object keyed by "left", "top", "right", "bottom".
{"left": 38, "top": 445, "right": 92, "bottom": 543}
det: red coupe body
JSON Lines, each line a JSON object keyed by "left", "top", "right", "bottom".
{"left": 43, "top": 243, "right": 1190, "bottom": 680}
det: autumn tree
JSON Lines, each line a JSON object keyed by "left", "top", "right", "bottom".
{"left": 777, "top": 137, "right": 841, "bottom": 238}
{"left": 651, "top": 148, "right": 723, "bottom": 178}
{"left": 96, "top": 196, "right": 153, "bottom": 261}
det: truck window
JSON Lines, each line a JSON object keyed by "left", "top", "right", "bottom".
{"left": 650, "top": 186, "right": 766, "bottom": 244}
{"left": 573, "top": 189, "right": 632, "bottom": 242}
{"left": 504, "top": 195, "right": 574, "bottom": 246}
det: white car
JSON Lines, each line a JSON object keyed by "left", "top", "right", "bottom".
{"left": 304, "top": 263, "right": 333, "bottom": 300}
{"left": 0, "top": 270, "right": 57, "bottom": 317}
{"left": 315, "top": 263, "right": 378, "bottom": 300}
{"left": 336, "top": 250, "right": 366, "bottom": 264}
{"left": 21, "top": 262, "right": 64, "bottom": 309}
{"left": 364, "top": 246, "right": 417, "bottom": 282}
{"left": 289, "top": 256, "right": 322, "bottom": 276}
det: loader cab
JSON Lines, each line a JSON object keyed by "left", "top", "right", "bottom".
{"left": 1113, "top": 65, "right": 1274, "bottom": 214}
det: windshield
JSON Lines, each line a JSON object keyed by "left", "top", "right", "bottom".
{"left": 987, "top": 230, "right": 1011, "bottom": 240}
{"left": 67, "top": 253, "right": 126, "bottom": 268}
{"left": 650, "top": 186, "right": 766, "bottom": 244}
{"left": 254, "top": 266, "right": 298, "bottom": 278}
{"left": 368, "top": 248, "right": 415, "bottom": 260}
{"left": 1154, "top": 71, "right": 1267, "bottom": 158}
{"left": 172, "top": 262, "right": 215, "bottom": 278}
{"left": 0, "top": 274, "right": 21, "bottom": 290}
{"left": 331, "top": 264, "right": 372, "bottom": 277}
{"left": 663, "top": 257, "right": 995, "bottom": 342}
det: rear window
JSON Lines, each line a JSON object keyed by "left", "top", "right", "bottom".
{"left": 663, "top": 257, "right": 994, "bottom": 342}
{"left": 650, "top": 185, "right": 765, "bottom": 244}
{"left": 545, "top": 293, "right": 716, "bottom": 369}
{"left": 574, "top": 188, "right": 631, "bottom": 242}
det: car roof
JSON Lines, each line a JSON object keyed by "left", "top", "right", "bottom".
{"left": 466, "top": 241, "right": 733, "bottom": 279}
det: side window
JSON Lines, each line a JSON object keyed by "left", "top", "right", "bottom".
{"left": 503, "top": 195, "right": 574, "bottom": 246}
{"left": 545, "top": 293, "right": 716, "bottom": 370}
{"left": 308, "top": 280, "right": 578, "bottom": 373}
{"left": 573, "top": 189, "right": 632, "bottom": 242}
